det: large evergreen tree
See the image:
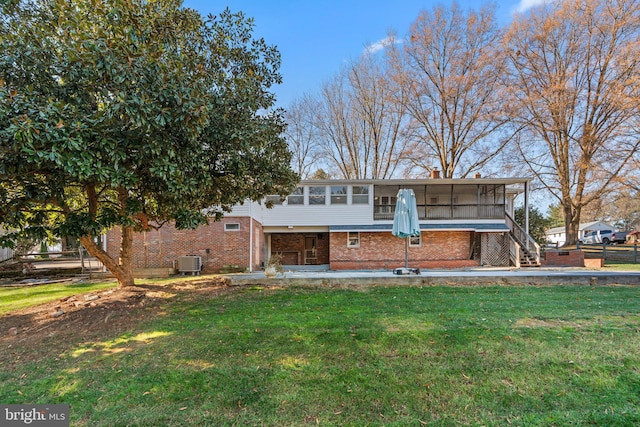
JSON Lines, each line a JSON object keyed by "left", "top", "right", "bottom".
{"left": 515, "top": 206, "right": 551, "bottom": 247}
{"left": 0, "top": 0, "right": 298, "bottom": 286}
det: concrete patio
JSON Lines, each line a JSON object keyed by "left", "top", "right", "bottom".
{"left": 228, "top": 266, "right": 640, "bottom": 287}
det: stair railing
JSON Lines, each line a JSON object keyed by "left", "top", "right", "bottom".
{"left": 509, "top": 236, "right": 521, "bottom": 268}
{"left": 505, "top": 213, "right": 541, "bottom": 265}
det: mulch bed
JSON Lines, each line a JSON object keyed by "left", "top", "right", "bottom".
{"left": 0, "top": 277, "right": 232, "bottom": 368}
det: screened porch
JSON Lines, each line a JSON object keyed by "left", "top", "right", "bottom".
{"left": 373, "top": 183, "right": 506, "bottom": 221}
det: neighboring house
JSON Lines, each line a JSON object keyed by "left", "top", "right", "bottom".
{"left": 105, "top": 176, "right": 539, "bottom": 272}
{"left": 0, "top": 227, "right": 15, "bottom": 262}
{"left": 545, "top": 221, "right": 615, "bottom": 247}
{"left": 0, "top": 246, "right": 14, "bottom": 263}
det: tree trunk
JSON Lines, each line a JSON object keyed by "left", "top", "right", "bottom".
{"left": 563, "top": 203, "right": 580, "bottom": 247}
{"left": 77, "top": 184, "right": 136, "bottom": 287}
{"left": 79, "top": 224, "right": 135, "bottom": 287}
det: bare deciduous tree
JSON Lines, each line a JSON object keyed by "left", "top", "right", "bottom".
{"left": 619, "top": 147, "right": 640, "bottom": 191}
{"left": 504, "top": 0, "right": 640, "bottom": 245}
{"left": 284, "top": 94, "right": 322, "bottom": 179}
{"left": 315, "top": 51, "right": 410, "bottom": 179}
{"left": 388, "top": 2, "right": 509, "bottom": 178}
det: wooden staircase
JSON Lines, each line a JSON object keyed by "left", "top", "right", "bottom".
{"left": 518, "top": 249, "right": 540, "bottom": 267}
{"left": 505, "top": 213, "right": 541, "bottom": 267}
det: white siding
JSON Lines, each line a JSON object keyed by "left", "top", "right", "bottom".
{"left": 224, "top": 180, "right": 530, "bottom": 228}
{"left": 227, "top": 201, "right": 263, "bottom": 220}
{"left": 262, "top": 204, "right": 373, "bottom": 226}
{"left": 259, "top": 184, "right": 374, "bottom": 227}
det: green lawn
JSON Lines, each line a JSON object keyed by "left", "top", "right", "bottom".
{"left": 0, "top": 280, "right": 117, "bottom": 315}
{"left": 603, "top": 262, "right": 640, "bottom": 271}
{"left": 2, "top": 285, "right": 640, "bottom": 426}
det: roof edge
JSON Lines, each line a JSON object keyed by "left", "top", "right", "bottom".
{"left": 300, "top": 177, "right": 533, "bottom": 186}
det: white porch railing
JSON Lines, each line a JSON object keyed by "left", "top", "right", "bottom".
{"left": 505, "top": 213, "right": 540, "bottom": 266}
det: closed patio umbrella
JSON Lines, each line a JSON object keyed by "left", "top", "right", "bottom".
{"left": 392, "top": 188, "right": 421, "bottom": 271}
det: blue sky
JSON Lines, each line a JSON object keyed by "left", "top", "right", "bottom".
{"left": 183, "top": 1, "right": 549, "bottom": 108}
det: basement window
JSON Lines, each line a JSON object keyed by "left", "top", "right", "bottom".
{"left": 225, "top": 223, "right": 240, "bottom": 231}
{"left": 348, "top": 232, "right": 360, "bottom": 248}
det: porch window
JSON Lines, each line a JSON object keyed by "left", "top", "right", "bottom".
{"left": 331, "top": 186, "right": 347, "bottom": 204}
{"left": 309, "top": 186, "right": 326, "bottom": 205}
{"left": 378, "top": 196, "right": 396, "bottom": 213}
{"left": 265, "top": 195, "right": 283, "bottom": 205}
{"left": 352, "top": 186, "right": 369, "bottom": 204}
{"left": 409, "top": 233, "right": 421, "bottom": 246}
{"left": 287, "top": 187, "right": 304, "bottom": 205}
{"left": 347, "top": 232, "right": 360, "bottom": 248}
{"left": 479, "top": 184, "right": 505, "bottom": 218}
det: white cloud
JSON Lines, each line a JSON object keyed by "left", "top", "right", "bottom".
{"left": 364, "top": 36, "right": 400, "bottom": 55}
{"left": 513, "top": 0, "right": 552, "bottom": 14}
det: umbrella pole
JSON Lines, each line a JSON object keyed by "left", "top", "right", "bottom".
{"left": 405, "top": 237, "right": 409, "bottom": 268}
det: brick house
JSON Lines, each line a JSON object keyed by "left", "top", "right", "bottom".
{"left": 105, "top": 176, "right": 539, "bottom": 272}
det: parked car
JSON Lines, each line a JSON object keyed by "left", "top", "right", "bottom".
{"left": 610, "top": 231, "right": 628, "bottom": 244}
{"left": 579, "top": 229, "right": 613, "bottom": 245}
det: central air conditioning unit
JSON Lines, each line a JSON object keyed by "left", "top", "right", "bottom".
{"left": 178, "top": 256, "right": 202, "bottom": 275}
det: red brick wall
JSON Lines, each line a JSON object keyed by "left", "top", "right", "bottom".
{"left": 106, "top": 224, "right": 480, "bottom": 272}
{"left": 329, "top": 231, "right": 478, "bottom": 270}
{"left": 543, "top": 250, "right": 585, "bottom": 267}
{"left": 106, "top": 217, "right": 264, "bottom": 273}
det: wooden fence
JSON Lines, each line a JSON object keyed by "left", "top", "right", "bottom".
{"left": 574, "top": 243, "right": 639, "bottom": 264}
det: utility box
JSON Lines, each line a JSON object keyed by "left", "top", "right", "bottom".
{"left": 178, "top": 256, "right": 202, "bottom": 275}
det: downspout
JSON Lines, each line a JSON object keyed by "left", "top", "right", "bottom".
{"left": 450, "top": 184, "right": 454, "bottom": 218}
